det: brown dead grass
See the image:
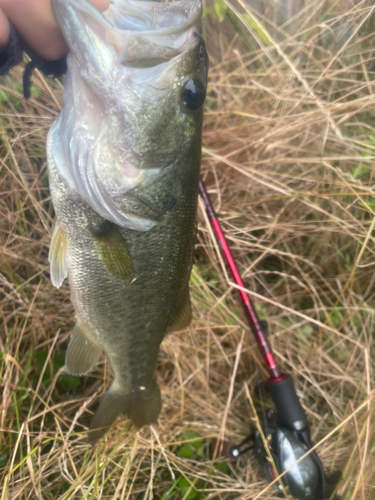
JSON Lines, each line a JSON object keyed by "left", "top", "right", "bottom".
{"left": 1, "top": 1, "right": 375, "bottom": 499}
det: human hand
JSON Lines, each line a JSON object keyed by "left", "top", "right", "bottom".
{"left": 0, "top": 0, "right": 109, "bottom": 60}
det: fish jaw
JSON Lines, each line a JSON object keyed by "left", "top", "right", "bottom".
{"left": 51, "top": 0, "right": 202, "bottom": 95}
{"left": 50, "top": 0, "right": 208, "bottom": 230}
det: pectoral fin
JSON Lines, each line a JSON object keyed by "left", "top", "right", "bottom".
{"left": 89, "top": 221, "right": 133, "bottom": 279}
{"left": 49, "top": 219, "right": 69, "bottom": 288}
{"left": 66, "top": 324, "right": 102, "bottom": 376}
{"left": 166, "top": 290, "right": 192, "bottom": 334}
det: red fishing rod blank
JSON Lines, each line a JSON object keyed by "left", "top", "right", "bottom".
{"left": 199, "top": 181, "right": 281, "bottom": 380}
{"left": 199, "top": 181, "right": 309, "bottom": 432}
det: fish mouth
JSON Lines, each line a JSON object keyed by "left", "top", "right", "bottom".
{"left": 106, "top": 0, "right": 202, "bottom": 36}
{"left": 65, "top": 0, "right": 202, "bottom": 67}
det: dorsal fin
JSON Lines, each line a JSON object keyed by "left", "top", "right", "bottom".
{"left": 166, "top": 290, "right": 192, "bottom": 334}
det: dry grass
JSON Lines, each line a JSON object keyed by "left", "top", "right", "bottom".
{"left": 1, "top": 1, "right": 375, "bottom": 499}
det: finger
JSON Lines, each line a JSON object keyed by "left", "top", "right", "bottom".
{"left": 92, "top": 0, "right": 110, "bottom": 10}
{"left": 1, "top": 0, "right": 110, "bottom": 61}
{"left": 0, "top": 7, "right": 10, "bottom": 51}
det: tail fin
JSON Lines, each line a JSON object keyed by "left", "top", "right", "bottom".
{"left": 88, "top": 382, "right": 161, "bottom": 445}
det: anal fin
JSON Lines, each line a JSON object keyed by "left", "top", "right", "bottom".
{"left": 66, "top": 324, "right": 102, "bottom": 376}
{"left": 49, "top": 219, "right": 69, "bottom": 288}
{"left": 166, "top": 290, "right": 192, "bottom": 334}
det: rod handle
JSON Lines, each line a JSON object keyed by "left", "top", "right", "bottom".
{"left": 267, "top": 375, "right": 307, "bottom": 429}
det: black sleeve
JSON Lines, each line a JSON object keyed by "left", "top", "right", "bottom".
{"left": 0, "top": 22, "right": 67, "bottom": 99}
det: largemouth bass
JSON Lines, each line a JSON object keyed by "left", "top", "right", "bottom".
{"left": 48, "top": 0, "right": 208, "bottom": 443}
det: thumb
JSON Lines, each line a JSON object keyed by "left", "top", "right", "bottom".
{"left": 0, "top": 8, "right": 10, "bottom": 51}
{"left": 1, "top": 0, "right": 110, "bottom": 61}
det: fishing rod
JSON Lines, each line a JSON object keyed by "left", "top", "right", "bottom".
{"left": 199, "top": 181, "right": 340, "bottom": 500}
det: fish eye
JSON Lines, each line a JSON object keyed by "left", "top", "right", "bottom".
{"left": 181, "top": 79, "right": 206, "bottom": 111}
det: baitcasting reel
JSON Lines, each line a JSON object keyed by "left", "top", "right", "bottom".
{"left": 229, "top": 413, "right": 341, "bottom": 500}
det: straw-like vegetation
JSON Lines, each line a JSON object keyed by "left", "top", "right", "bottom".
{"left": 1, "top": 1, "right": 375, "bottom": 498}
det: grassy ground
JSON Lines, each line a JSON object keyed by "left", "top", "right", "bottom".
{"left": 1, "top": 1, "right": 375, "bottom": 499}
